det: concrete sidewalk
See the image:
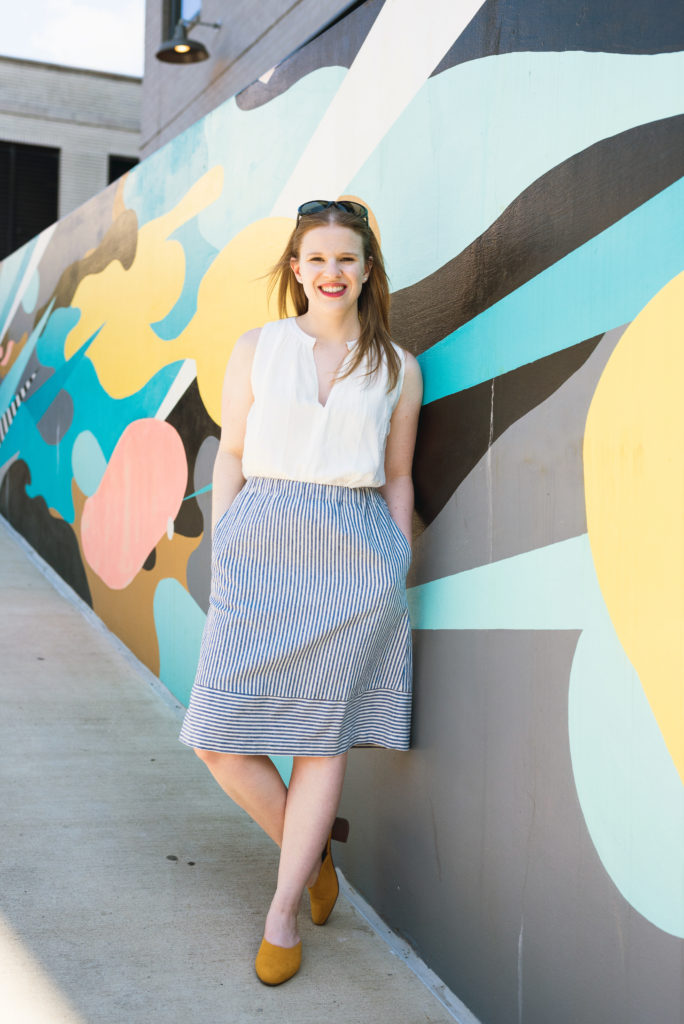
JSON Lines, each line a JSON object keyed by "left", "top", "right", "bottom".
{"left": 0, "top": 519, "right": 458, "bottom": 1024}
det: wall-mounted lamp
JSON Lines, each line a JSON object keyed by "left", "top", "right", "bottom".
{"left": 156, "top": 15, "right": 222, "bottom": 64}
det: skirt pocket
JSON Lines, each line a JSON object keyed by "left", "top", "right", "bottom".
{"left": 386, "top": 510, "right": 412, "bottom": 563}
{"left": 374, "top": 494, "right": 412, "bottom": 576}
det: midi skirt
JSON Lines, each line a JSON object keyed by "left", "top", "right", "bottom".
{"left": 178, "top": 476, "right": 413, "bottom": 756}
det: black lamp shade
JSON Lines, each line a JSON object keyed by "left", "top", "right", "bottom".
{"left": 156, "top": 21, "right": 209, "bottom": 64}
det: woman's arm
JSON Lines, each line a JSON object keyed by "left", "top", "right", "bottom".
{"left": 210, "top": 327, "right": 260, "bottom": 535}
{"left": 379, "top": 353, "right": 423, "bottom": 548}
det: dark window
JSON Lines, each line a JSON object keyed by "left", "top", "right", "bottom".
{"left": 0, "top": 140, "right": 59, "bottom": 261}
{"left": 108, "top": 154, "right": 139, "bottom": 184}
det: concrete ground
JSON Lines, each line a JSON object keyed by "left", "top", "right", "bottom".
{"left": 0, "top": 519, "right": 457, "bottom": 1024}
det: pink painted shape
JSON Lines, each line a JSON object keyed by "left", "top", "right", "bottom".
{"left": 1, "top": 339, "right": 16, "bottom": 366}
{"left": 81, "top": 419, "right": 188, "bottom": 590}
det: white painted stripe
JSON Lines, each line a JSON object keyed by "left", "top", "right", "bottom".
{"left": 154, "top": 358, "right": 197, "bottom": 421}
{"left": 271, "top": 0, "right": 486, "bottom": 215}
{"left": 0, "top": 224, "right": 57, "bottom": 343}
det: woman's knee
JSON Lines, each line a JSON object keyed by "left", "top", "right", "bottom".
{"left": 194, "top": 746, "right": 229, "bottom": 765}
{"left": 193, "top": 748, "right": 252, "bottom": 777}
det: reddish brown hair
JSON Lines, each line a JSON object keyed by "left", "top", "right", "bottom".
{"left": 268, "top": 206, "right": 401, "bottom": 392}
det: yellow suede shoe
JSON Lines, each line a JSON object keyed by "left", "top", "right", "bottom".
{"left": 255, "top": 937, "right": 302, "bottom": 985}
{"left": 307, "top": 816, "right": 350, "bottom": 926}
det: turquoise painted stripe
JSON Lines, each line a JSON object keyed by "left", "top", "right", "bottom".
{"left": 407, "top": 534, "right": 603, "bottom": 631}
{"left": 348, "top": 50, "right": 684, "bottom": 292}
{"left": 153, "top": 577, "right": 207, "bottom": 707}
{"left": 184, "top": 483, "right": 212, "bottom": 501}
{"left": 418, "top": 176, "right": 684, "bottom": 404}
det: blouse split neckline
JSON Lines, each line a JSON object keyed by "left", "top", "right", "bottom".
{"left": 291, "top": 317, "right": 357, "bottom": 412}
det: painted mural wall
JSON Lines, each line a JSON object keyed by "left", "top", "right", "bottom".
{"left": 2, "top": 1, "right": 684, "bottom": 1021}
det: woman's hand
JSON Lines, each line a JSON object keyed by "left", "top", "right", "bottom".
{"left": 379, "top": 353, "right": 423, "bottom": 547}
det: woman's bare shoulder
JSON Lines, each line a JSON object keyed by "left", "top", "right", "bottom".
{"left": 233, "top": 326, "right": 263, "bottom": 355}
{"left": 400, "top": 350, "right": 423, "bottom": 400}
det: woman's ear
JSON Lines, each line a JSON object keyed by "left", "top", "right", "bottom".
{"left": 363, "top": 255, "right": 373, "bottom": 283}
{"left": 290, "top": 256, "right": 302, "bottom": 283}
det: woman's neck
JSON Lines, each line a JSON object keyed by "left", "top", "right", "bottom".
{"left": 297, "top": 307, "right": 361, "bottom": 346}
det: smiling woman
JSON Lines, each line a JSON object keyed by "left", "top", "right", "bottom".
{"left": 178, "top": 199, "right": 423, "bottom": 986}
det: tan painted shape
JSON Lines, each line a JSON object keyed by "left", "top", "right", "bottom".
{"left": 112, "top": 175, "right": 128, "bottom": 222}
{"left": 584, "top": 270, "right": 684, "bottom": 783}
{"left": 72, "top": 482, "right": 201, "bottom": 677}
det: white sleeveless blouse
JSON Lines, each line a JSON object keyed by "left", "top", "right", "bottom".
{"left": 241, "top": 317, "right": 405, "bottom": 488}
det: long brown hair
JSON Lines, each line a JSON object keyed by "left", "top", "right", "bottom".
{"left": 268, "top": 206, "right": 401, "bottom": 392}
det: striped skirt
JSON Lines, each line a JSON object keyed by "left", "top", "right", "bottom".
{"left": 178, "top": 476, "right": 413, "bottom": 756}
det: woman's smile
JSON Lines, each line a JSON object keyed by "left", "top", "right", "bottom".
{"left": 318, "top": 283, "right": 348, "bottom": 297}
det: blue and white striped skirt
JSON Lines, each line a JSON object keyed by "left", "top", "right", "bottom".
{"left": 179, "top": 476, "right": 413, "bottom": 756}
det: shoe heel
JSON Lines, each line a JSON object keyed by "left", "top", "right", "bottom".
{"left": 331, "top": 816, "right": 350, "bottom": 843}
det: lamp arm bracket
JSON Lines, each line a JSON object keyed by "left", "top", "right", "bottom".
{"left": 182, "top": 15, "right": 222, "bottom": 31}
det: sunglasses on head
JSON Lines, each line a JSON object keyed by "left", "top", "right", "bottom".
{"left": 296, "top": 200, "right": 369, "bottom": 226}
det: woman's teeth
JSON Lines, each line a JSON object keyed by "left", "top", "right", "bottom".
{"left": 320, "top": 284, "right": 346, "bottom": 294}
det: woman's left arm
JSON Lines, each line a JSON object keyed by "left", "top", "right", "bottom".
{"left": 379, "top": 353, "right": 423, "bottom": 548}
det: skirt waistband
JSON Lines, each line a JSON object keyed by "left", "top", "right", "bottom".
{"left": 243, "top": 475, "right": 377, "bottom": 504}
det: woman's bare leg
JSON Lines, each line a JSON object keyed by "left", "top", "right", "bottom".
{"left": 263, "top": 753, "right": 348, "bottom": 948}
{"left": 194, "top": 749, "right": 287, "bottom": 846}
{"left": 194, "top": 748, "right": 348, "bottom": 948}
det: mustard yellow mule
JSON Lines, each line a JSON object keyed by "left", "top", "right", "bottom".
{"left": 255, "top": 937, "right": 302, "bottom": 985}
{"left": 307, "top": 816, "right": 350, "bottom": 926}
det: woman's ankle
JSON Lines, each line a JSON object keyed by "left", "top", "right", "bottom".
{"left": 264, "top": 902, "right": 300, "bottom": 947}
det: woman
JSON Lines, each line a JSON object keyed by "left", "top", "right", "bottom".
{"left": 179, "top": 199, "right": 423, "bottom": 985}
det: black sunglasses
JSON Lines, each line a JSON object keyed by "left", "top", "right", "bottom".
{"left": 296, "top": 200, "right": 369, "bottom": 226}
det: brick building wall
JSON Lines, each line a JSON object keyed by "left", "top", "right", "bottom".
{"left": 0, "top": 56, "right": 141, "bottom": 219}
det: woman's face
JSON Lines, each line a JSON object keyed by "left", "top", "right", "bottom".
{"left": 290, "top": 224, "right": 370, "bottom": 314}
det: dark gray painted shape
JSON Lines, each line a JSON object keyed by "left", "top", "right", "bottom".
{"left": 338, "top": 629, "right": 684, "bottom": 1024}
{"left": 1, "top": 306, "right": 35, "bottom": 349}
{"left": 185, "top": 434, "right": 218, "bottom": 613}
{"left": 410, "top": 325, "right": 627, "bottom": 587}
{"left": 36, "top": 388, "right": 74, "bottom": 445}
{"left": 33, "top": 186, "right": 119, "bottom": 315}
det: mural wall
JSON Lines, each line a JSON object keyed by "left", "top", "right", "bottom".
{"left": 2, "top": 1, "right": 684, "bottom": 1021}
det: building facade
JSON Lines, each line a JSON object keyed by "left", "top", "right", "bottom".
{"left": 0, "top": 56, "right": 140, "bottom": 259}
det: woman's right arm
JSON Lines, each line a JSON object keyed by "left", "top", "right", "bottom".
{"left": 210, "top": 327, "right": 260, "bottom": 535}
